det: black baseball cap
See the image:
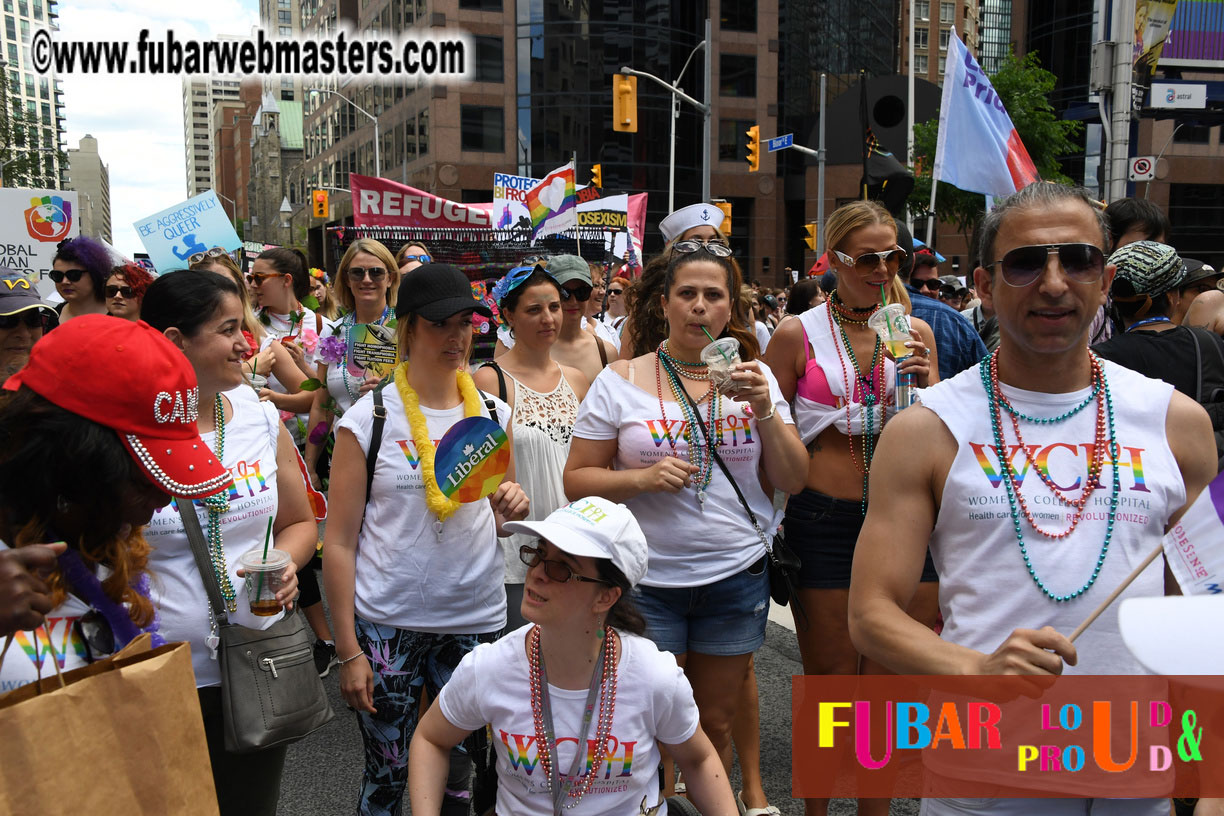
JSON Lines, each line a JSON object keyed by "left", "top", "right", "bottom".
{"left": 395, "top": 263, "right": 493, "bottom": 321}
{"left": 0, "top": 266, "right": 54, "bottom": 317}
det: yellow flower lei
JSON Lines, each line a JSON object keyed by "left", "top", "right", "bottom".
{"left": 394, "top": 361, "right": 483, "bottom": 523}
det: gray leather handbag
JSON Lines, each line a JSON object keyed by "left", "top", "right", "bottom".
{"left": 181, "top": 505, "right": 334, "bottom": 753}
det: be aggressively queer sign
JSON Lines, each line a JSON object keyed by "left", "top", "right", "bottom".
{"left": 133, "top": 191, "right": 241, "bottom": 274}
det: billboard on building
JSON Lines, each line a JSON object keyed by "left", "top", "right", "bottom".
{"left": 1162, "top": 0, "right": 1224, "bottom": 62}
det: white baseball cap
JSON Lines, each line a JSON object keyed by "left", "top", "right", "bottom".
{"left": 503, "top": 496, "right": 649, "bottom": 587}
{"left": 1119, "top": 595, "right": 1224, "bottom": 681}
{"left": 659, "top": 203, "right": 725, "bottom": 243}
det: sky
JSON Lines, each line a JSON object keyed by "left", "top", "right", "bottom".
{"left": 58, "top": 0, "right": 259, "bottom": 259}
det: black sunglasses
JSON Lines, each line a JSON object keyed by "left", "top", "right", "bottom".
{"left": 989, "top": 243, "right": 1105, "bottom": 288}
{"left": 915, "top": 278, "right": 942, "bottom": 291}
{"left": 560, "top": 284, "right": 593, "bottom": 302}
{"left": 0, "top": 310, "right": 48, "bottom": 330}
{"left": 348, "top": 266, "right": 388, "bottom": 281}
{"left": 519, "top": 544, "right": 611, "bottom": 585}
{"left": 607, "top": 288, "right": 624, "bottom": 295}
{"left": 105, "top": 285, "right": 136, "bottom": 298}
{"left": 49, "top": 268, "right": 87, "bottom": 283}
{"left": 673, "top": 240, "right": 733, "bottom": 258}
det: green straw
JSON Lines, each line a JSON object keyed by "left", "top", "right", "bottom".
{"left": 880, "top": 284, "right": 888, "bottom": 307}
{"left": 255, "top": 515, "right": 274, "bottom": 601}
{"left": 700, "top": 325, "right": 732, "bottom": 363}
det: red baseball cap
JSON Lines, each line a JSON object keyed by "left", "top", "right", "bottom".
{"left": 5, "top": 315, "right": 231, "bottom": 498}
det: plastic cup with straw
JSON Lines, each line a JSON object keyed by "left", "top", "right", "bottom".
{"left": 867, "top": 282, "right": 918, "bottom": 409}
{"left": 698, "top": 325, "right": 743, "bottom": 394}
{"left": 240, "top": 517, "right": 288, "bottom": 616}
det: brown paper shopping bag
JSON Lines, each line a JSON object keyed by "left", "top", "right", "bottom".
{"left": 0, "top": 633, "right": 219, "bottom": 816}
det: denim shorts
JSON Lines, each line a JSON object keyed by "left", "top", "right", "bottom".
{"left": 632, "top": 558, "right": 770, "bottom": 656}
{"left": 784, "top": 488, "right": 938, "bottom": 589}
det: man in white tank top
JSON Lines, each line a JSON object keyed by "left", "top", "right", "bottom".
{"left": 847, "top": 183, "right": 1217, "bottom": 815}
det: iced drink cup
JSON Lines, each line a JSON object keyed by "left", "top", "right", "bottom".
{"left": 866, "top": 303, "right": 917, "bottom": 409}
{"left": 240, "top": 548, "right": 291, "bottom": 616}
{"left": 700, "top": 337, "right": 743, "bottom": 393}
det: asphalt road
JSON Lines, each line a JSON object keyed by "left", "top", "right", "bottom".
{"left": 275, "top": 599, "right": 920, "bottom": 815}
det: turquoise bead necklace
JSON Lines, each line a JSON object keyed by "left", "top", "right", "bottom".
{"left": 826, "top": 294, "right": 885, "bottom": 515}
{"left": 656, "top": 343, "right": 719, "bottom": 505}
{"left": 980, "top": 351, "right": 1120, "bottom": 602}
{"left": 203, "top": 394, "right": 237, "bottom": 612}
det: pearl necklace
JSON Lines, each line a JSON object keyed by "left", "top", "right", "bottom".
{"left": 528, "top": 625, "right": 618, "bottom": 808}
{"left": 980, "top": 351, "right": 1120, "bottom": 602}
{"left": 203, "top": 394, "right": 236, "bottom": 612}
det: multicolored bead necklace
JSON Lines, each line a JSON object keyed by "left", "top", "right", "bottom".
{"left": 204, "top": 394, "right": 237, "bottom": 612}
{"left": 528, "top": 625, "right": 618, "bottom": 808}
{"left": 656, "top": 343, "right": 719, "bottom": 504}
{"left": 829, "top": 289, "right": 881, "bottom": 326}
{"left": 980, "top": 350, "right": 1120, "bottom": 602}
{"left": 339, "top": 306, "right": 393, "bottom": 403}
{"left": 826, "top": 295, "right": 886, "bottom": 515}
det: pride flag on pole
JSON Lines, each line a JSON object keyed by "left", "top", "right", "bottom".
{"left": 933, "top": 29, "right": 1039, "bottom": 198}
{"left": 526, "top": 161, "right": 577, "bottom": 241}
{"left": 1162, "top": 471, "right": 1224, "bottom": 596}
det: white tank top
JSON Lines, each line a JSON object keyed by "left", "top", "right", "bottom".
{"left": 792, "top": 303, "right": 900, "bottom": 444}
{"left": 922, "top": 359, "right": 1185, "bottom": 675}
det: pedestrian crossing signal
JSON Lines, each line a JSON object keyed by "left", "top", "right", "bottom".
{"left": 312, "top": 190, "right": 328, "bottom": 219}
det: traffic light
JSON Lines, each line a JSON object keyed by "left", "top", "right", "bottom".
{"left": 746, "top": 125, "right": 760, "bottom": 172}
{"left": 312, "top": 189, "right": 328, "bottom": 219}
{"left": 804, "top": 223, "right": 818, "bottom": 251}
{"left": 591, "top": 164, "right": 602, "bottom": 188}
{"left": 713, "top": 201, "right": 732, "bottom": 236}
{"left": 613, "top": 75, "right": 638, "bottom": 133}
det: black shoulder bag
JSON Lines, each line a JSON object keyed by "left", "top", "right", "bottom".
{"left": 180, "top": 506, "right": 334, "bottom": 753}
{"left": 659, "top": 356, "right": 809, "bottom": 630}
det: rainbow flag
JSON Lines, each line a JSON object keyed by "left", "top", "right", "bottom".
{"left": 526, "top": 161, "right": 577, "bottom": 241}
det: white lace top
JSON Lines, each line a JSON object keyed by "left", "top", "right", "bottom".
{"left": 501, "top": 366, "right": 580, "bottom": 583}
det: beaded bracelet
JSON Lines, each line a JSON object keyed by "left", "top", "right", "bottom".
{"left": 755, "top": 403, "right": 777, "bottom": 423}
{"left": 338, "top": 651, "right": 366, "bottom": 666}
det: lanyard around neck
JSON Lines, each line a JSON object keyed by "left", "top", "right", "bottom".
{"left": 537, "top": 636, "right": 607, "bottom": 814}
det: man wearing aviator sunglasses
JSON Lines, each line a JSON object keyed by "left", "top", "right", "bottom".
{"left": 0, "top": 267, "right": 56, "bottom": 378}
{"left": 852, "top": 183, "right": 1216, "bottom": 816}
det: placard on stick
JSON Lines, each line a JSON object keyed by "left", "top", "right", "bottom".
{"left": 433, "top": 416, "right": 510, "bottom": 502}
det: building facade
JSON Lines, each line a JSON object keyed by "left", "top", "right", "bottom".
{"left": 64, "top": 133, "right": 111, "bottom": 243}
{"left": 182, "top": 72, "right": 243, "bottom": 198}
{"left": 2, "top": 0, "right": 65, "bottom": 189}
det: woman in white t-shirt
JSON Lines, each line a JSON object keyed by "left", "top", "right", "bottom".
{"left": 304, "top": 238, "right": 401, "bottom": 490}
{"left": 474, "top": 264, "right": 589, "bottom": 631}
{"left": 408, "top": 497, "right": 737, "bottom": 816}
{"left": 322, "top": 263, "right": 529, "bottom": 816}
{"left": 564, "top": 244, "right": 808, "bottom": 790}
{"left": 141, "top": 270, "right": 319, "bottom": 816}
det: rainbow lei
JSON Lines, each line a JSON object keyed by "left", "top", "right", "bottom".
{"left": 393, "top": 361, "right": 483, "bottom": 523}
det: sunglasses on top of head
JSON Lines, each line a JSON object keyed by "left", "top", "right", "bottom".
{"left": 519, "top": 544, "right": 611, "bottom": 585}
{"left": 188, "top": 246, "right": 229, "bottom": 266}
{"left": 49, "top": 268, "right": 87, "bottom": 283}
{"left": 672, "top": 240, "right": 733, "bottom": 258}
{"left": 832, "top": 248, "right": 908, "bottom": 272}
{"left": 105, "top": 285, "right": 136, "bottom": 298}
{"left": 987, "top": 243, "right": 1105, "bottom": 288}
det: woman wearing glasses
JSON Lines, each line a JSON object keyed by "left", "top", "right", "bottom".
{"left": 304, "top": 238, "right": 400, "bottom": 491}
{"left": 50, "top": 236, "right": 112, "bottom": 324}
{"left": 249, "top": 248, "right": 319, "bottom": 442}
{"left": 564, "top": 243, "right": 808, "bottom": 803}
{"left": 105, "top": 262, "right": 155, "bottom": 322}
{"left": 762, "top": 200, "right": 937, "bottom": 816}
{"left": 395, "top": 241, "right": 431, "bottom": 274}
{"left": 474, "top": 264, "right": 589, "bottom": 630}
{"left": 408, "top": 498, "right": 737, "bottom": 816}
{"left": 323, "top": 263, "right": 529, "bottom": 816}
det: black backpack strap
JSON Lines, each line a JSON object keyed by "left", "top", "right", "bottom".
{"left": 479, "top": 361, "right": 508, "bottom": 403}
{"left": 365, "top": 381, "right": 390, "bottom": 505}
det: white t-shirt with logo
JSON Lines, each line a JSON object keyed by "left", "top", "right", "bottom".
{"left": 572, "top": 364, "right": 793, "bottom": 588}
{"left": 0, "top": 543, "right": 93, "bottom": 693}
{"left": 145, "top": 387, "right": 284, "bottom": 688}
{"left": 336, "top": 384, "right": 512, "bottom": 634}
{"left": 438, "top": 625, "right": 699, "bottom": 816}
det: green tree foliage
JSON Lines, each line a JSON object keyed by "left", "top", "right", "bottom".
{"left": 0, "top": 81, "right": 65, "bottom": 188}
{"left": 909, "top": 50, "right": 1083, "bottom": 250}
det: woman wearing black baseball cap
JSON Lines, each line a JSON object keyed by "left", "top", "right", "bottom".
{"left": 323, "top": 263, "right": 530, "bottom": 815}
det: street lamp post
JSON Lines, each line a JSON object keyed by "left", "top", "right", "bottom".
{"left": 311, "top": 89, "right": 380, "bottom": 179}
{"left": 619, "top": 17, "right": 712, "bottom": 206}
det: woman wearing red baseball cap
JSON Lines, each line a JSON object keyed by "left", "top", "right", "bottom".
{"left": 0, "top": 315, "right": 233, "bottom": 688}
{"left": 139, "top": 269, "right": 319, "bottom": 816}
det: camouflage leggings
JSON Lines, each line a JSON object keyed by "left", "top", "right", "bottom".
{"left": 353, "top": 616, "right": 499, "bottom": 816}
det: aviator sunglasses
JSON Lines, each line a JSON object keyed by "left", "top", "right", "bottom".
{"left": 988, "top": 243, "right": 1105, "bottom": 288}
{"left": 519, "top": 544, "right": 612, "bottom": 585}
{"left": 673, "top": 240, "right": 733, "bottom": 258}
{"left": 348, "top": 267, "right": 388, "bottom": 281}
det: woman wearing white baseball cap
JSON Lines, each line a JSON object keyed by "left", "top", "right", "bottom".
{"left": 408, "top": 496, "right": 737, "bottom": 816}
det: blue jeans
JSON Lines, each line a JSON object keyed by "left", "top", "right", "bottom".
{"left": 632, "top": 558, "right": 770, "bottom": 656}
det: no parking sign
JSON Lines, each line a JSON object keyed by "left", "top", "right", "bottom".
{"left": 1128, "top": 156, "right": 1155, "bottom": 182}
